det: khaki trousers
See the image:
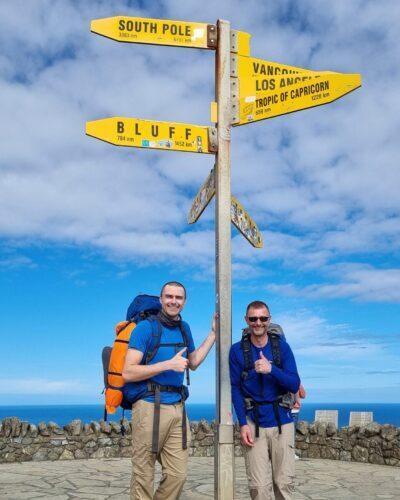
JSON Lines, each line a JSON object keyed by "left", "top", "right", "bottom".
{"left": 130, "top": 399, "right": 190, "bottom": 500}
{"left": 243, "top": 420, "right": 295, "bottom": 500}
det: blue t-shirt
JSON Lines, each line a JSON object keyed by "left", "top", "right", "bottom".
{"left": 123, "top": 318, "right": 195, "bottom": 404}
{"left": 229, "top": 336, "right": 300, "bottom": 428}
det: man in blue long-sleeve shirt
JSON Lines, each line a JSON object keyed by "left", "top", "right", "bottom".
{"left": 229, "top": 300, "right": 300, "bottom": 500}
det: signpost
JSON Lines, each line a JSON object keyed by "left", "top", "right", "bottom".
{"left": 87, "top": 14, "right": 361, "bottom": 500}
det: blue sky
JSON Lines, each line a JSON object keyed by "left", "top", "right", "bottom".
{"left": 0, "top": 0, "right": 399, "bottom": 406}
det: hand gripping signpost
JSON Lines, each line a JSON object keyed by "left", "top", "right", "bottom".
{"left": 86, "top": 15, "right": 361, "bottom": 499}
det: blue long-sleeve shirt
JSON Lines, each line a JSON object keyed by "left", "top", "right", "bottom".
{"left": 229, "top": 336, "right": 300, "bottom": 428}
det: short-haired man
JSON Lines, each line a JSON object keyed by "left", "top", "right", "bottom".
{"left": 229, "top": 301, "right": 300, "bottom": 500}
{"left": 123, "top": 282, "right": 216, "bottom": 500}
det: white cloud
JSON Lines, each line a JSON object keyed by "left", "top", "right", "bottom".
{"left": 267, "top": 265, "right": 400, "bottom": 303}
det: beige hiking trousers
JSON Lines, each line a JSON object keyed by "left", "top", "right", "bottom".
{"left": 130, "top": 399, "right": 190, "bottom": 500}
{"left": 243, "top": 420, "right": 295, "bottom": 500}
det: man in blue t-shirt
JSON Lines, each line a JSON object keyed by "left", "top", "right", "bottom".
{"left": 229, "top": 300, "right": 300, "bottom": 500}
{"left": 123, "top": 281, "right": 216, "bottom": 500}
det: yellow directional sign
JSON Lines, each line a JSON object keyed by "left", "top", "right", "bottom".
{"left": 235, "top": 73, "right": 361, "bottom": 125}
{"left": 86, "top": 117, "right": 214, "bottom": 154}
{"left": 231, "top": 196, "right": 263, "bottom": 248}
{"left": 91, "top": 16, "right": 217, "bottom": 49}
{"left": 231, "top": 56, "right": 361, "bottom": 125}
{"left": 236, "top": 57, "right": 317, "bottom": 97}
{"left": 188, "top": 168, "right": 263, "bottom": 248}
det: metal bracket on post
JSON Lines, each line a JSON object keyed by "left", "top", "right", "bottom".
{"left": 230, "top": 29, "right": 251, "bottom": 56}
{"left": 208, "top": 127, "right": 218, "bottom": 152}
{"left": 230, "top": 30, "right": 239, "bottom": 53}
{"left": 230, "top": 54, "right": 238, "bottom": 77}
{"left": 230, "top": 54, "right": 239, "bottom": 125}
{"left": 230, "top": 79, "right": 239, "bottom": 125}
{"left": 207, "top": 24, "right": 218, "bottom": 48}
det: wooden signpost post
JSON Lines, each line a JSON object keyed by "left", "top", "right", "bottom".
{"left": 87, "top": 15, "right": 361, "bottom": 499}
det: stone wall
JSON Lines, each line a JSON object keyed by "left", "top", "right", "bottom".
{"left": 1, "top": 417, "right": 399, "bottom": 466}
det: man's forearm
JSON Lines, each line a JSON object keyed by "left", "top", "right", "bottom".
{"left": 123, "top": 360, "right": 170, "bottom": 383}
{"left": 189, "top": 331, "right": 215, "bottom": 370}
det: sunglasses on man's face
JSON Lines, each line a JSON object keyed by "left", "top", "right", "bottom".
{"left": 248, "top": 316, "right": 270, "bottom": 323}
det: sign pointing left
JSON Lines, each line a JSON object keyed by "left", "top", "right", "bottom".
{"left": 91, "top": 16, "right": 217, "bottom": 49}
{"left": 86, "top": 117, "right": 215, "bottom": 154}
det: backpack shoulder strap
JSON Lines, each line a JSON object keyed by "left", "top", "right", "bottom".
{"left": 240, "top": 330, "right": 253, "bottom": 380}
{"left": 179, "top": 321, "right": 190, "bottom": 347}
{"left": 144, "top": 317, "right": 163, "bottom": 364}
{"left": 268, "top": 332, "right": 282, "bottom": 368}
{"left": 179, "top": 321, "right": 191, "bottom": 386}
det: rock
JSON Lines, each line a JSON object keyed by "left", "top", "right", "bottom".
{"left": 38, "top": 422, "right": 50, "bottom": 436}
{"left": 352, "top": 445, "right": 368, "bottom": 463}
{"left": 348, "top": 425, "right": 360, "bottom": 435}
{"left": 326, "top": 422, "right": 337, "bottom": 437}
{"left": 110, "top": 422, "right": 121, "bottom": 434}
{"left": 307, "top": 444, "right": 321, "bottom": 458}
{"left": 320, "top": 446, "right": 339, "bottom": 460}
{"left": 28, "top": 423, "right": 38, "bottom": 437}
{"left": 381, "top": 424, "right": 397, "bottom": 441}
{"left": 316, "top": 422, "right": 327, "bottom": 437}
{"left": 364, "top": 422, "right": 381, "bottom": 437}
{"left": 20, "top": 421, "right": 29, "bottom": 437}
{"left": 32, "top": 449, "right": 48, "bottom": 461}
{"left": 2, "top": 418, "right": 21, "bottom": 438}
{"left": 340, "top": 450, "right": 352, "bottom": 461}
{"left": 98, "top": 436, "right": 112, "bottom": 447}
{"left": 63, "top": 419, "right": 82, "bottom": 436}
{"left": 90, "top": 421, "right": 101, "bottom": 435}
{"left": 48, "top": 421, "right": 64, "bottom": 435}
{"left": 369, "top": 452, "right": 385, "bottom": 465}
{"left": 296, "top": 421, "right": 309, "bottom": 436}
{"left": 60, "top": 448, "right": 74, "bottom": 460}
{"left": 74, "top": 449, "right": 88, "bottom": 459}
{"left": 308, "top": 423, "right": 317, "bottom": 435}
{"left": 83, "top": 423, "right": 91, "bottom": 435}
{"left": 50, "top": 439, "right": 64, "bottom": 447}
{"left": 99, "top": 420, "right": 112, "bottom": 434}
{"left": 48, "top": 449, "right": 62, "bottom": 460}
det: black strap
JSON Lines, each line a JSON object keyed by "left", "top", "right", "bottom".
{"left": 269, "top": 333, "right": 282, "bottom": 368}
{"left": 181, "top": 388, "right": 187, "bottom": 450}
{"left": 145, "top": 317, "right": 163, "bottom": 364}
{"left": 272, "top": 400, "right": 282, "bottom": 434}
{"left": 152, "top": 385, "right": 161, "bottom": 454}
{"left": 241, "top": 332, "right": 253, "bottom": 377}
{"left": 254, "top": 404, "right": 260, "bottom": 438}
{"left": 147, "top": 382, "right": 187, "bottom": 453}
{"left": 179, "top": 322, "right": 191, "bottom": 387}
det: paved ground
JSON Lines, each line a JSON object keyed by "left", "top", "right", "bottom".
{"left": 0, "top": 457, "right": 399, "bottom": 499}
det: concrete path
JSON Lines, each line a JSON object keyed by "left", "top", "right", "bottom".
{"left": 0, "top": 457, "right": 399, "bottom": 499}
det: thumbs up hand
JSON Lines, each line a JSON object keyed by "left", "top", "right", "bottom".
{"left": 168, "top": 347, "right": 189, "bottom": 373}
{"left": 254, "top": 350, "right": 272, "bottom": 374}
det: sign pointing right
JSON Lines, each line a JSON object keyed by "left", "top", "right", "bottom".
{"left": 231, "top": 55, "right": 361, "bottom": 125}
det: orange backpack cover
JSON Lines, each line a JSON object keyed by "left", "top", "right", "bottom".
{"left": 103, "top": 320, "right": 136, "bottom": 415}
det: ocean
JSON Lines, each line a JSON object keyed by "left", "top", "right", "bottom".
{"left": 1, "top": 403, "right": 400, "bottom": 428}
